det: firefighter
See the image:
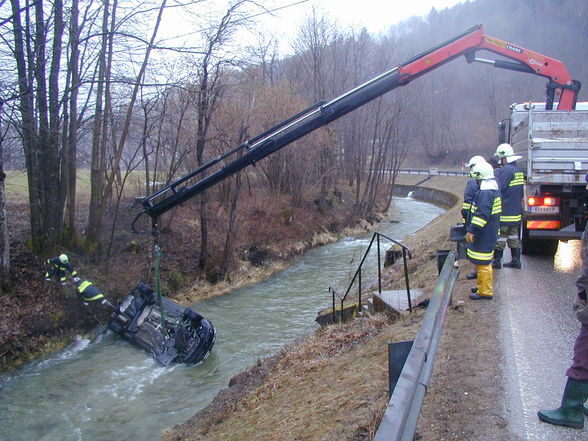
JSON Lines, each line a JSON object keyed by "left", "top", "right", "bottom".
{"left": 45, "top": 254, "right": 78, "bottom": 285}
{"left": 492, "top": 143, "right": 524, "bottom": 269}
{"left": 73, "top": 277, "right": 116, "bottom": 310}
{"left": 465, "top": 161, "right": 501, "bottom": 300}
{"left": 462, "top": 156, "right": 487, "bottom": 280}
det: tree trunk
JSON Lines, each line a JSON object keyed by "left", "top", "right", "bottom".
{"left": 0, "top": 102, "right": 9, "bottom": 289}
{"left": 10, "top": 0, "right": 66, "bottom": 255}
{"left": 64, "top": 0, "right": 80, "bottom": 241}
{"left": 220, "top": 127, "right": 247, "bottom": 278}
{"left": 87, "top": 0, "right": 113, "bottom": 250}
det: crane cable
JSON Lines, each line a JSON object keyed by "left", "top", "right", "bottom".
{"left": 152, "top": 221, "right": 168, "bottom": 330}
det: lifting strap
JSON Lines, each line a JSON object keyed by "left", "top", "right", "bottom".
{"left": 151, "top": 220, "right": 168, "bottom": 329}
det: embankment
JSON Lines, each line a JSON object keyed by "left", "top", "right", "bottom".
{"left": 162, "top": 175, "right": 492, "bottom": 441}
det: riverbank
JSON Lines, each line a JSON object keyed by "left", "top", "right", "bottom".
{"left": 1, "top": 181, "right": 383, "bottom": 372}
{"left": 161, "top": 175, "right": 514, "bottom": 441}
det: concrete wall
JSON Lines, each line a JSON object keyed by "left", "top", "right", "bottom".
{"left": 392, "top": 184, "right": 459, "bottom": 209}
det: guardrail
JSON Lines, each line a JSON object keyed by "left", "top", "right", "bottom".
{"left": 398, "top": 168, "right": 468, "bottom": 176}
{"left": 373, "top": 250, "right": 460, "bottom": 441}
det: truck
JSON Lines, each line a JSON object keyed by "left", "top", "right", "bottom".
{"left": 499, "top": 103, "right": 588, "bottom": 254}
{"left": 126, "top": 25, "right": 581, "bottom": 363}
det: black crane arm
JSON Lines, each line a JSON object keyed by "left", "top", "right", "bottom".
{"left": 135, "top": 24, "right": 580, "bottom": 227}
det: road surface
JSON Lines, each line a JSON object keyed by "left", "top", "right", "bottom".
{"left": 497, "top": 240, "right": 587, "bottom": 440}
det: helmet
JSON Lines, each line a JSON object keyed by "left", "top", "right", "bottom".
{"left": 465, "top": 155, "right": 486, "bottom": 169}
{"left": 471, "top": 161, "right": 494, "bottom": 180}
{"left": 59, "top": 254, "right": 69, "bottom": 264}
{"left": 495, "top": 143, "right": 514, "bottom": 159}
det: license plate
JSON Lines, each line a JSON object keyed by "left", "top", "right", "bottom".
{"left": 528, "top": 206, "right": 560, "bottom": 214}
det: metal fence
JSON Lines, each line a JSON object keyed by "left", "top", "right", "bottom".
{"left": 398, "top": 168, "right": 468, "bottom": 176}
{"left": 328, "top": 232, "right": 412, "bottom": 324}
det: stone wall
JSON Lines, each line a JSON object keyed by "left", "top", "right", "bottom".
{"left": 392, "top": 184, "right": 458, "bottom": 208}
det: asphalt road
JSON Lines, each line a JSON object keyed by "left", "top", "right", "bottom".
{"left": 497, "top": 240, "right": 587, "bottom": 440}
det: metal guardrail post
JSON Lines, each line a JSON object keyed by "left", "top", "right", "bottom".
{"left": 373, "top": 250, "right": 459, "bottom": 441}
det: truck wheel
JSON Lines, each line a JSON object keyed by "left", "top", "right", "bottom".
{"left": 521, "top": 226, "right": 536, "bottom": 255}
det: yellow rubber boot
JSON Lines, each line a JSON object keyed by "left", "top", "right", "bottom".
{"left": 470, "top": 264, "right": 493, "bottom": 300}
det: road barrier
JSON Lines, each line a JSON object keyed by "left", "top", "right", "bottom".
{"left": 373, "top": 250, "right": 459, "bottom": 441}
{"left": 398, "top": 168, "right": 468, "bottom": 176}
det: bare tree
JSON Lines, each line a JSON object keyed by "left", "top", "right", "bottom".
{"left": 0, "top": 100, "right": 9, "bottom": 288}
{"left": 189, "top": 0, "right": 249, "bottom": 268}
{"left": 9, "top": 0, "right": 70, "bottom": 255}
{"left": 291, "top": 9, "right": 338, "bottom": 199}
{"left": 86, "top": 0, "right": 167, "bottom": 256}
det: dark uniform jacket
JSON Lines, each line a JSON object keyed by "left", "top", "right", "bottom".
{"left": 462, "top": 178, "right": 479, "bottom": 223}
{"left": 466, "top": 179, "right": 502, "bottom": 265}
{"left": 495, "top": 162, "right": 524, "bottom": 225}
{"left": 46, "top": 257, "right": 77, "bottom": 283}
{"left": 76, "top": 280, "right": 105, "bottom": 303}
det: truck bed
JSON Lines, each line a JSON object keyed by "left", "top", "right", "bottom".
{"left": 511, "top": 109, "right": 588, "bottom": 184}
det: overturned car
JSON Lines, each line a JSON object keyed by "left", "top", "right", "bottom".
{"left": 108, "top": 282, "right": 215, "bottom": 366}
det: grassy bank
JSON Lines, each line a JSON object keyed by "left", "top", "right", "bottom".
{"left": 162, "top": 174, "right": 510, "bottom": 441}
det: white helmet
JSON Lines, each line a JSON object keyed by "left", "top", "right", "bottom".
{"left": 465, "top": 155, "right": 486, "bottom": 169}
{"left": 495, "top": 143, "right": 522, "bottom": 163}
{"left": 471, "top": 161, "right": 494, "bottom": 180}
{"left": 59, "top": 254, "right": 69, "bottom": 264}
{"left": 495, "top": 143, "right": 514, "bottom": 158}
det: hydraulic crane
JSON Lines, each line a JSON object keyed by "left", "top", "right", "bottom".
{"left": 132, "top": 24, "right": 581, "bottom": 231}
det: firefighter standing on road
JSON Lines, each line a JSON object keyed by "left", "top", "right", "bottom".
{"left": 492, "top": 143, "right": 524, "bottom": 269}
{"left": 462, "top": 156, "right": 487, "bottom": 280}
{"left": 465, "top": 161, "right": 502, "bottom": 300}
{"left": 45, "top": 254, "right": 77, "bottom": 285}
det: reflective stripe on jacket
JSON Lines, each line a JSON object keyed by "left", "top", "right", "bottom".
{"left": 77, "top": 280, "right": 105, "bottom": 302}
{"left": 467, "top": 179, "right": 501, "bottom": 265}
{"left": 47, "top": 257, "right": 78, "bottom": 276}
{"left": 462, "top": 178, "right": 478, "bottom": 223}
{"left": 495, "top": 162, "right": 523, "bottom": 224}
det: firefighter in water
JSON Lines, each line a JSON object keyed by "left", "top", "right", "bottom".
{"left": 462, "top": 155, "right": 487, "bottom": 280}
{"left": 492, "top": 143, "right": 524, "bottom": 269}
{"left": 465, "top": 161, "right": 502, "bottom": 300}
{"left": 45, "top": 254, "right": 78, "bottom": 285}
{"left": 73, "top": 277, "right": 116, "bottom": 311}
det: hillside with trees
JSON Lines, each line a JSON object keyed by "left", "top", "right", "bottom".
{"left": 0, "top": 0, "right": 587, "bottom": 368}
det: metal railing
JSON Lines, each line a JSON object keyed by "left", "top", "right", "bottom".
{"left": 373, "top": 250, "right": 459, "bottom": 441}
{"left": 328, "top": 232, "right": 412, "bottom": 324}
{"left": 398, "top": 168, "right": 468, "bottom": 176}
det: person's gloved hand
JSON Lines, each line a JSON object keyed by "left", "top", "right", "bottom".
{"left": 465, "top": 232, "right": 474, "bottom": 243}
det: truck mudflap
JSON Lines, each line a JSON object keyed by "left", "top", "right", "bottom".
{"left": 108, "top": 282, "right": 215, "bottom": 366}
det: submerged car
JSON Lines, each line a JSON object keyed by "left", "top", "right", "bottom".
{"left": 108, "top": 282, "right": 215, "bottom": 366}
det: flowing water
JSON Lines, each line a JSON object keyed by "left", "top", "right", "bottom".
{"left": 0, "top": 197, "right": 445, "bottom": 441}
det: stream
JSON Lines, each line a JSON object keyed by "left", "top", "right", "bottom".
{"left": 0, "top": 197, "right": 445, "bottom": 441}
